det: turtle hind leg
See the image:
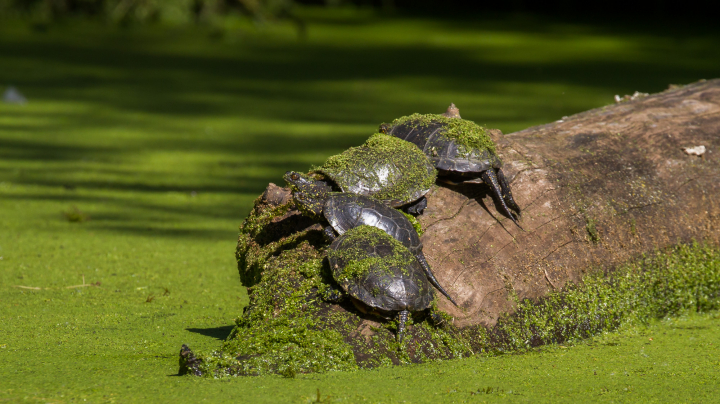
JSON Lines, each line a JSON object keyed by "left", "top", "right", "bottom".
{"left": 480, "top": 169, "right": 523, "bottom": 230}
{"left": 496, "top": 168, "right": 521, "bottom": 216}
{"left": 323, "top": 226, "right": 337, "bottom": 241}
{"left": 403, "top": 197, "right": 428, "bottom": 216}
{"left": 396, "top": 309, "right": 410, "bottom": 343}
{"left": 415, "top": 253, "right": 458, "bottom": 307}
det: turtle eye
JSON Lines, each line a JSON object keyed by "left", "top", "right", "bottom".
{"left": 291, "top": 173, "right": 299, "bottom": 181}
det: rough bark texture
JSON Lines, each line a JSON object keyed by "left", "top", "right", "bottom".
{"left": 425, "top": 79, "right": 720, "bottom": 327}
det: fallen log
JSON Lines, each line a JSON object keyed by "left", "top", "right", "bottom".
{"left": 181, "top": 79, "right": 720, "bottom": 376}
{"left": 429, "top": 79, "right": 720, "bottom": 327}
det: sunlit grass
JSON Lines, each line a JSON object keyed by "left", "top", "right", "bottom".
{"left": 1, "top": 8, "right": 719, "bottom": 402}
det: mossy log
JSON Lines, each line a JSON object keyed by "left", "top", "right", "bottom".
{"left": 183, "top": 79, "right": 720, "bottom": 376}
{"left": 430, "top": 79, "right": 720, "bottom": 327}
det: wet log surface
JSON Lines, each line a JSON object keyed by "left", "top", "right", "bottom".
{"left": 424, "top": 79, "right": 720, "bottom": 327}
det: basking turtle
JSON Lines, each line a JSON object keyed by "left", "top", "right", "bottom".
{"left": 284, "top": 171, "right": 457, "bottom": 306}
{"left": 311, "top": 133, "right": 437, "bottom": 215}
{"left": 327, "top": 225, "right": 434, "bottom": 342}
{"left": 379, "top": 104, "right": 522, "bottom": 228}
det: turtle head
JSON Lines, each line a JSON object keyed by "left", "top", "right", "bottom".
{"left": 292, "top": 190, "right": 325, "bottom": 218}
{"left": 284, "top": 171, "right": 332, "bottom": 196}
{"left": 442, "top": 103, "right": 461, "bottom": 119}
{"left": 378, "top": 123, "right": 390, "bottom": 134}
{"left": 284, "top": 171, "right": 315, "bottom": 190}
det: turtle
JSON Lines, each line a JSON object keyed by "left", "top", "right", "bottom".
{"left": 284, "top": 170, "right": 457, "bottom": 306}
{"left": 379, "top": 104, "right": 522, "bottom": 228}
{"left": 310, "top": 133, "right": 437, "bottom": 215}
{"left": 327, "top": 225, "right": 435, "bottom": 342}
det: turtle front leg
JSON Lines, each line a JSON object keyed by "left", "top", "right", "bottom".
{"left": 396, "top": 309, "right": 410, "bottom": 343}
{"left": 415, "top": 253, "right": 458, "bottom": 306}
{"left": 324, "top": 226, "right": 337, "bottom": 241}
{"left": 403, "top": 197, "right": 428, "bottom": 216}
{"left": 480, "top": 169, "right": 523, "bottom": 230}
{"left": 496, "top": 168, "right": 521, "bottom": 216}
{"left": 320, "top": 284, "right": 346, "bottom": 303}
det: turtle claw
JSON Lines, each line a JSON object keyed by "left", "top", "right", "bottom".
{"left": 496, "top": 168, "right": 521, "bottom": 217}
{"left": 396, "top": 309, "right": 410, "bottom": 343}
{"left": 324, "top": 226, "right": 337, "bottom": 241}
{"left": 415, "top": 253, "right": 458, "bottom": 307}
{"left": 481, "top": 169, "right": 522, "bottom": 229}
{"left": 403, "top": 197, "right": 427, "bottom": 216}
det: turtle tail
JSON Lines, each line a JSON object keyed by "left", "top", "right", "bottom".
{"left": 480, "top": 169, "right": 523, "bottom": 230}
{"left": 416, "top": 253, "right": 458, "bottom": 307}
{"left": 396, "top": 310, "right": 410, "bottom": 343}
{"left": 496, "top": 168, "right": 521, "bottom": 217}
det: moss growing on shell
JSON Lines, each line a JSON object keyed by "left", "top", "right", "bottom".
{"left": 387, "top": 113, "right": 497, "bottom": 154}
{"left": 314, "top": 133, "right": 436, "bottom": 204}
{"left": 328, "top": 225, "right": 416, "bottom": 281}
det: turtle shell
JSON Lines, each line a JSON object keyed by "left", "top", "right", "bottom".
{"left": 383, "top": 114, "right": 503, "bottom": 173}
{"left": 314, "top": 133, "right": 437, "bottom": 207}
{"left": 322, "top": 193, "right": 422, "bottom": 254}
{"left": 327, "top": 225, "right": 433, "bottom": 313}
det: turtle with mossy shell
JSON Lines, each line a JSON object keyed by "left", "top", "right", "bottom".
{"left": 327, "top": 225, "right": 436, "bottom": 342}
{"left": 310, "top": 133, "right": 437, "bottom": 215}
{"left": 283, "top": 171, "right": 457, "bottom": 306}
{"left": 379, "top": 104, "right": 522, "bottom": 228}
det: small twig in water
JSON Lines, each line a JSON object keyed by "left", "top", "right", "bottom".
{"left": 13, "top": 285, "right": 44, "bottom": 290}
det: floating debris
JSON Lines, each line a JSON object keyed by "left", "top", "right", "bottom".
{"left": 3, "top": 86, "right": 27, "bottom": 104}
{"left": 682, "top": 145, "right": 706, "bottom": 156}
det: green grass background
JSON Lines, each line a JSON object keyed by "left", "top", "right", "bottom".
{"left": 1, "top": 8, "right": 719, "bottom": 402}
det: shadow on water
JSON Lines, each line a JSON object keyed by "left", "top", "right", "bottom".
{"left": 186, "top": 325, "right": 236, "bottom": 341}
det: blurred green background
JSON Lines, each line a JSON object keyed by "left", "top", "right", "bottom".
{"left": 1, "top": 2, "right": 719, "bottom": 402}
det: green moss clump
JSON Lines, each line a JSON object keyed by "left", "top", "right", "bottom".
{"left": 328, "top": 225, "right": 415, "bottom": 281}
{"left": 585, "top": 217, "right": 599, "bottom": 243}
{"left": 402, "top": 211, "right": 423, "bottom": 236}
{"left": 197, "top": 248, "right": 358, "bottom": 377}
{"left": 489, "top": 243, "right": 720, "bottom": 351}
{"left": 314, "top": 133, "right": 436, "bottom": 204}
{"left": 388, "top": 113, "right": 497, "bottom": 154}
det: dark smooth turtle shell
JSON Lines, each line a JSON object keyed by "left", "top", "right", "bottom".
{"left": 328, "top": 227, "right": 433, "bottom": 313}
{"left": 323, "top": 193, "right": 421, "bottom": 253}
{"left": 314, "top": 134, "right": 436, "bottom": 207}
{"left": 384, "top": 118, "right": 503, "bottom": 174}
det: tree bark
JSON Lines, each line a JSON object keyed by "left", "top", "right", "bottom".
{"left": 424, "top": 79, "right": 720, "bottom": 327}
